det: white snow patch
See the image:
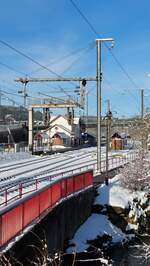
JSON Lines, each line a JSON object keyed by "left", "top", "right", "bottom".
{"left": 126, "top": 223, "right": 138, "bottom": 231}
{"left": 95, "top": 174, "right": 132, "bottom": 208}
{"left": 67, "top": 213, "right": 129, "bottom": 253}
{"left": 95, "top": 174, "right": 147, "bottom": 209}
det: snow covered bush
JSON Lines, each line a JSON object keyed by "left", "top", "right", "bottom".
{"left": 120, "top": 149, "right": 150, "bottom": 191}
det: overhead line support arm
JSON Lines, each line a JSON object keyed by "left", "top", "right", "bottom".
{"left": 15, "top": 77, "right": 97, "bottom": 83}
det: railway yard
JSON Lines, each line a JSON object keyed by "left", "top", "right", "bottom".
{"left": 0, "top": 147, "right": 135, "bottom": 209}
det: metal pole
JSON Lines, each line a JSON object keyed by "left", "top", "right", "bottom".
{"left": 28, "top": 107, "right": 33, "bottom": 153}
{"left": 105, "top": 99, "right": 110, "bottom": 185}
{"left": 86, "top": 91, "right": 88, "bottom": 129}
{"left": 96, "top": 39, "right": 101, "bottom": 173}
{"left": 141, "top": 89, "right": 144, "bottom": 119}
{"left": 23, "top": 82, "right": 27, "bottom": 108}
{"left": 106, "top": 115, "right": 109, "bottom": 185}
{"left": 105, "top": 98, "right": 112, "bottom": 185}
{"left": 107, "top": 99, "right": 111, "bottom": 151}
{"left": 0, "top": 89, "right": 1, "bottom": 105}
{"left": 141, "top": 89, "right": 145, "bottom": 150}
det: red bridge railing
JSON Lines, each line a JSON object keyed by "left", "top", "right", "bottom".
{"left": 0, "top": 151, "right": 136, "bottom": 249}
{"left": 0, "top": 170, "right": 93, "bottom": 249}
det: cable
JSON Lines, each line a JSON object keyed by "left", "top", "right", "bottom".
{"left": 30, "top": 41, "right": 95, "bottom": 75}
{"left": 0, "top": 90, "right": 20, "bottom": 106}
{"left": 0, "top": 79, "right": 20, "bottom": 91}
{"left": 61, "top": 42, "right": 95, "bottom": 75}
{"left": 0, "top": 38, "right": 81, "bottom": 108}
{"left": 0, "top": 81, "right": 21, "bottom": 94}
{"left": 0, "top": 37, "right": 87, "bottom": 103}
{"left": 0, "top": 39, "right": 71, "bottom": 80}
{"left": 58, "top": 85, "right": 77, "bottom": 103}
{"left": 69, "top": 0, "right": 141, "bottom": 112}
{"left": 69, "top": 0, "right": 141, "bottom": 92}
{"left": 0, "top": 88, "right": 22, "bottom": 97}
{"left": 102, "top": 77, "right": 140, "bottom": 111}
{"left": 0, "top": 60, "right": 27, "bottom": 76}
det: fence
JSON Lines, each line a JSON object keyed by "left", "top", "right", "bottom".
{"left": 0, "top": 142, "right": 28, "bottom": 153}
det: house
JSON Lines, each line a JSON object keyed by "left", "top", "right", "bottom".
{"left": 111, "top": 132, "right": 125, "bottom": 150}
{"left": 33, "top": 115, "right": 80, "bottom": 150}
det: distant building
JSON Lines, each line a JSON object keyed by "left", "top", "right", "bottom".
{"left": 5, "top": 114, "right": 16, "bottom": 124}
{"left": 111, "top": 132, "right": 131, "bottom": 150}
{"left": 33, "top": 115, "right": 80, "bottom": 150}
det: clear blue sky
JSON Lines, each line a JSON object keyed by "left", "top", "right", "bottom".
{"left": 0, "top": 0, "right": 150, "bottom": 117}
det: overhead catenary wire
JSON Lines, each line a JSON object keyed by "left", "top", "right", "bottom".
{"left": 0, "top": 88, "right": 23, "bottom": 98}
{"left": 0, "top": 39, "right": 79, "bottom": 104}
{"left": 69, "top": 0, "right": 138, "bottom": 89}
{"left": 0, "top": 5, "right": 139, "bottom": 112}
{"left": 45, "top": 42, "right": 95, "bottom": 101}
{"left": 69, "top": 0, "right": 141, "bottom": 111}
{"left": 61, "top": 43, "right": 95, "bottom": 75}
{"left": 0, "top": 88, "right": 37, "bottom": 99}
{"left": 0, "top": 38, "right": 96, "bottom": 106}
{"left": 0, "top": 60, "right": 27, "bottom": 76}
{"left": 30, "top": 41, "right": 95, "bottom": 75}
{"left": 0, "top": 90, "right": 20, "bottom": 106}
{"left": 0, "top": 39, "right": 75, "bottom": 83}
{"left": 0, "top": 79, "right": 22, "bottom": 92}
{"left": 0, "top": 40, "right": 94, "bottom": 95}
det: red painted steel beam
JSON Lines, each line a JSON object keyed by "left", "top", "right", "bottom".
{"left": 0, "top": 170, "right": 93, "bottom": 250}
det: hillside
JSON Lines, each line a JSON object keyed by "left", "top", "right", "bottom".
{"left": 0, "top": 105, "right": 42, "bottom": 122}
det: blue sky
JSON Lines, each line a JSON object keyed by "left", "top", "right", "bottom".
{"left": 0, "top": 0, "right": 150, "bottom": 117}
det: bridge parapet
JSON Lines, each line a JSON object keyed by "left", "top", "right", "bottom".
{"left": 0, "top": 169, "right": 93, "bottom": 251}
{"left": 0, "top": 150, "right": 137, "bottom": 251}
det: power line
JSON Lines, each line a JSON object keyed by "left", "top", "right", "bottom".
{"left": 30, "top": 41, "right": 95, "bottom": 75}
{"left": 0, "top": 38, "right": 80, "bottom": 104}
{"left": 0, "top": 60, "right": 27, "bottom": 76}
{"left": 0, "top": 88, "right": 22, "bottom": 97}
{"left": 0, "top": 90, "right": 20, "bottom": 106}
{"left": 0, "top": 39, "right": 70, "bottom": 79}
{"left": 61, "top": 42, "right": 95, "bottom": 75}
{"left": 102, "top": 77, "right": 140, "bottom": 111}
{"left": 58, "top": 85, "right": 77, "bottom": 103}
{"left": 69, "top": 0, "right": 141, "bottom": 112}
{"left": 0, "top": 38, "right": 91, "bottom": 104}
{"left": 0, "top": 80, "right": 22, "bottom": 94}
{"left": 0, "top": 79, "right": 21, "bottom": 91}
{"left": 69, "top": 0, "right": 140, "bottom": 92}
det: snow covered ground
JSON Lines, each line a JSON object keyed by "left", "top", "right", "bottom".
{"left": 0, "top": 151, "right": 34, "bottom": 164}
{"left": 95, "top": 174, "right": 146, "bottom": 209}
{"left": 67, "top": 173, "right": 148, "bottom": 253}
{"left": 67, "top": 213, "right": 129, "bottom": 253}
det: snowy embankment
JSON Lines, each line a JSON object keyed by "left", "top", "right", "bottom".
{"left": 67, "top": 174, "right": 150, "bottom": 253}
{"left": 95, "top": 174, "right": 147, "bottom": 209}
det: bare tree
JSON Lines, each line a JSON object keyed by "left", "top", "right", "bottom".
{"left": 120, "top": 149, "right": 150, "bottom": 191}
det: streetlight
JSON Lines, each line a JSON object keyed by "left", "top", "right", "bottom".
{"left": 96, "top": 38, "right": 114, "bottom": 173}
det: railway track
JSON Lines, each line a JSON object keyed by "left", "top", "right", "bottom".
{"left": 0, "top": 148, "right": 96, "bottom": 190}
{"left": 0, "top": 147, "right": 134, "bottom": 207}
